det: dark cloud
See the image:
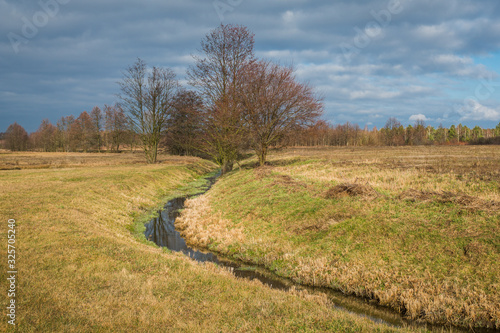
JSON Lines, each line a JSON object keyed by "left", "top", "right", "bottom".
{"left": 1, "top": 0, "right": 499, "bottom": 132}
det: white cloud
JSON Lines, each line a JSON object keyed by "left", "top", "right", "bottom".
{"left": 282, "top": 10, "right": 295, "bottom": 24}
{"left": 409, "top": 114, "right": 430, "bottom": 122}
{"left": 350, "top": 90, "right": 400, "bottom": 100}
{"left": 458, "top": 100, "right": 500, "bottom": 121}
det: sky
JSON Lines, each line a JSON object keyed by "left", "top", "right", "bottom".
{"left": 1, "top": 0, "right": 500, "bottom": 133}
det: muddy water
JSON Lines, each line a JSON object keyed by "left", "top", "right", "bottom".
{"left": 144, "top": 175, "right": 497, "bottom": 333}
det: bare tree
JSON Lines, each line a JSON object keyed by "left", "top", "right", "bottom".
{"left": 118, "top": 58, "right": 178, "bottom": 163}
{"left": 104, "top": 104, "right": 128, "bottom": 152}
{"left": 237, "top": 61, "right": 323, "bottom": 165}
{"left": 90, "top": 106, "right": 103, "bottom": 152}
{"left": 56, "top": 116, "right": 75, "bottom": 152}
{"left": 4, "top": 122, "right": 29, "bottom": 151}
{"left": 414, "top": 119, "right": 427, "bottom": 145}
{"left": 31, "top": 119, "right": 57, "bottom": 152}
{"left": 383, "top": 117, "right": 403, "bottom": 146}
{"left": 77, "top": 111, "right": 94, "bottom": 152}
{"left": 68, "top": 117, "right": 84, "bottom": 152}
{"left": 187, "top": 24, "right": 255, "bottom": 173}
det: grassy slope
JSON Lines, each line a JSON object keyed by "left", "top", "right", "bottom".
{"left": 177, "top": 146, "right": 500, "bottom": 330}
{"left": 0, "top": 152, "right": 414, "bottom": 333}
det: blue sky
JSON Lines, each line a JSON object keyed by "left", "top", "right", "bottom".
{"left": 1, "top": 0, "right": 500, "bottom": 132}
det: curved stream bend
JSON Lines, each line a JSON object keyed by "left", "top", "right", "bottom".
{"left": 144, "top": 174, "right": 495, "bottom": 333}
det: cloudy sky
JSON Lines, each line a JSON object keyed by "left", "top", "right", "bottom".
{"left": 1, "top": 0, "right": 500, "bottom": 132}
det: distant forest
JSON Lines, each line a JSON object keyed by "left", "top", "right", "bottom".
{"left": 2, "top": 109, "right": 500, "bottom": 153}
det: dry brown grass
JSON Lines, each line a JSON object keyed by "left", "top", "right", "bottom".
{"left": 398, "top": 189, "right": 499, "bottom": 212}
{"left": 0, "top": 152, "right": 416, "bottom": 332}
{"left": 324, "top": 183, "right": 379, "bottom": 199}
{"left": 176, "top": 145, "right": 500, "bottom": 330}
{"left": 0, "top": 151, "right": 201, "bottom": 170}
{"left": 176, "top": 195, "right": 246, "bottom": 250}
{"left": 270, "top": 146, "right": 500, "bottom": 202}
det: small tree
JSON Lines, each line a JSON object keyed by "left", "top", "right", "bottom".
{"left": 413, "top": 119, "right": 426, "bottom": 145}
{"left": 68, "top": 118, "right": 84, "bottom": 152}
{"left": 494, "top": 122, "right": 500, "bottom": 137}
{"left": 448, "top": 125, "right": 458, "bottom": 143}
{"left": 32, "top": 119, "right": 57, "bottom": 152}
{"left": 4, "top": 122, "right": 29, "bottom": 151}
{"left": 90, "top": 106, "right": 103, "bottom": 152}
{"left": 56, "top": 116, "right": 75, "bottom": 152}
{"left": 435, "top": 124, "right": 447, "bottom": 144}
{"left": 104, "top": 104, "right": 128, "bottom": 152}
{"left": 164, "top": 90, "right": 204, "bottom": 156}
{"left": 383, "top": 117, "right": 403, "bottom": 146}
{"left": 237, "top": 61, "right": 323, "bottom": 165}
{"left": 77, "top": 111, "right": 94, "bottom": 152}
{"left": 471, "top": 126, "right": 483, "bottom": 141}
{"left": 118, "top": 58, "right": 179, "bottom": 163}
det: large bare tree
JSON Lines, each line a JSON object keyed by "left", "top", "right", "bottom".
{"left": 237, "top": 61, "right": 323, "bottom": 165}
{"left": 118, "top": 58, "right": 178, "bottom": 163}
{"left": 187, "top": 24, "right": 255, "bottom": 173}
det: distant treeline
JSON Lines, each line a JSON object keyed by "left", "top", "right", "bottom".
{"left": 283, "top": 118, "right": 500, "bottom": 147}
{"left": 1, "top": 105, "right": 138, "bottom": 153}
{"left": 3, "top": 113, "right": 500, "bottom": 153}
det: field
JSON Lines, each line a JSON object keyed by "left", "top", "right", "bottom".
{"left": 0, "top": 151, "right": 421, "bottom": 332}
{"left": 177, "top": 145, "right": 500, "bottom": 330}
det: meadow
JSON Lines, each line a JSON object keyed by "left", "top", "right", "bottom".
{"left": 0, "top": 151, "right": 421, "bottom": 332}
{"left": 177, "top": 145, "right": 500, "bottom": 330}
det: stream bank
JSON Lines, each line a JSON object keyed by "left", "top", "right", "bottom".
{"left": 144, "top": 173, "right": 498, "bottom": 333}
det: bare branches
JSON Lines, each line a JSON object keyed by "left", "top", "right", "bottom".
{"left": 237, "top": 60, "right": 323, "bottom": 165}
{"left": 164, "top": 90, "right": 204, "bottom": 156}
{"left": 118, "top": 58, "right": 179, "bottom": 163}
{"left": 4, "top": 123, "right": 29, "bottom": 151}
{"left": 188, "top": 24, "right": 255, "bottom": 108}
{"left": 104, "top": 104, "right": 128, "bottom": 152}
{"left": 187, "top": 24, "right": 255, "bottom": 173}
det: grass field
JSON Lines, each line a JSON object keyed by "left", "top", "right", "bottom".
{"left": 176, "top": 146, "right": 500, "bottom": 330}
{"left": 0, "top": 151, "right": 421, "bottom": 332}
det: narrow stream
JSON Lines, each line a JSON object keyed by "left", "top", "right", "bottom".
{"left": 144, "top": 174, "right": 497, "bottom": 333}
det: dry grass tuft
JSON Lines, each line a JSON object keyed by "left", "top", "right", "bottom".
{"left": 269, "top": 174, "right": 309, "bottom": 190}
{"left": 325, "top": 183, "right": 379, "bottom": 199}
{"left": 176, "top": 195, "right": 246, "bottom": 250}
{"left": 399, "top": 189, "right": 500, "bottom": 211}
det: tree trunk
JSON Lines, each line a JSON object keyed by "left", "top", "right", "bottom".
{"left": 257, "top": 145, "right": 268, "bottom": 166}
{"left": 221, "top": 159, "right": 233, "bottom": 175}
